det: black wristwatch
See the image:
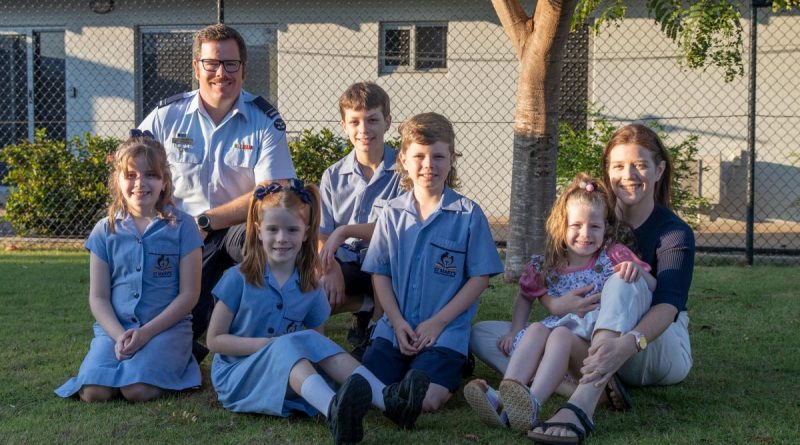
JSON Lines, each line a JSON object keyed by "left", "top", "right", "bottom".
{"left": 196, "top": 213, "right": 213, "bottom": 233}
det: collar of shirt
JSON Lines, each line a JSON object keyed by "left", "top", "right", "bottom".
{"left": 264, "top": 264, "right": 301, "bottom": 293}
{"left": 186, "top": 88, "right": 250, "bottom": 124}
{"left": 338, "top": 146, "right": 397, "bottom": 177}
{"left": 113, "top": 206, "right": 175, "bottom": 233}
{"left": 391, "top": 186, "right": 466, "bottom": 219}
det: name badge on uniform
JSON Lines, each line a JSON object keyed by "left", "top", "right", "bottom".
{"left": 172, "top": 133, "right": 193, "bottom": 152}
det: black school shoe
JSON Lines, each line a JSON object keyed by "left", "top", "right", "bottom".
{"left": 328, "top": 374, "right": 372, "bottom": 445}
{"left": 383, "top": 369, "right": 431, "bottom": 430}
{"left": 346, "top": 311, "right": 372, "bottom": 348}
{"left": 347, "top": 311, "right": 374, "bottom": 362}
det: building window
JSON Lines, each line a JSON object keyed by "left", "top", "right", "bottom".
{"left": 138, "top": 26, "right": 277, "bottom": 119}
{"left": 380, "top": 23, "right": 447, "bottom": 74}
{"left": 140, "top": 30, "right": 195, "bottom": 118}
{"left": 0, "top": 30, "right": 65, "bottom": 147}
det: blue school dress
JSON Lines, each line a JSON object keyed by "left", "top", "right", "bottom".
{"left": 210, "top": 265, "right": 343, "bottom": 416}
{"left": 55, "top": 208, "right": 203, "bottom": 397}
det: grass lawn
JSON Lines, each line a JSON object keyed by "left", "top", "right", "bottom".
{"left": 1, "top": 251, "right": 798, "bottom": 444}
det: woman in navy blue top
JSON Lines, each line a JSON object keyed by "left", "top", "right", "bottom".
{"left": 529, "top": 124, "right": 695, "bottom": 444}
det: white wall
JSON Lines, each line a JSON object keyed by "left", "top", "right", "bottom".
{"left": 4, "top": 0, "right": 798, "bottom": 224}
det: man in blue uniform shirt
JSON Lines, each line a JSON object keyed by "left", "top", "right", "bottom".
{"left": 139, "top": 24, "right": 295, "bottom": 361}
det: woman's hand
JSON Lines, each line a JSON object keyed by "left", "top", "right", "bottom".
{"left": 497, "top": 331, "right": 518, "bottom": 356}
{"left": 541, "top": 284, "right": 599, "bottom": 317}
{"left": 414, "top": 317, "right": 446, "bottom": 351}
{"left": 579, "top": 334, "right": 637, "bottom": 386}
{"left": 393, "top": 318, "right": 419, "bottom": 356}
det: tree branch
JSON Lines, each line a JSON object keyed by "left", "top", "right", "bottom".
{"left": 492, "top": 0, "right": 533, "bottom": 60}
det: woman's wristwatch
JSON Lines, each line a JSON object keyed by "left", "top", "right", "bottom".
{"left": 627, "top": 330, "right": 648, "bottom": 352}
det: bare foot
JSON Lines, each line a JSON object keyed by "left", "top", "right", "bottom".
{"left": 530, "top": 404, "right": 589, "bottom": 440}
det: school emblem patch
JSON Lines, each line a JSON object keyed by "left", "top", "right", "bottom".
{"left": 152, "top": 254, "right": 174, "bottom": 278}
{"left": 433, "top": 252, "right": 457, "bottom": 277}
{"left": 285, "top": 320, "right": 300, "bottom": 333}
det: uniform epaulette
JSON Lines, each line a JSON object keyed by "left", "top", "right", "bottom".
{"left": 251, "top": 95, "right": 286, "bottom": 131}
{"left": 157, "top": 91, "right": 191, "bottom": 108}
{"left": 251, "top": 96, "right": 280, "bottom": 120}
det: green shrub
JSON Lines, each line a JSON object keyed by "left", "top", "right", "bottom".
{"left": 558, "top": 110, "right": 709, "bottom": 227}
{"left": 288, "top": 128, "right": 402, "bottom": 186}
{"left": 0, "top": 130, "right": 118, "bottom": 237}
{"left": 289, "top": 128, "right": 352, "bottom": 185}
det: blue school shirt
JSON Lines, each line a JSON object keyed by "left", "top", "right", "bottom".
{"left": 85, "top": 207, "right": 203, "bottom": 328}
{"left": 139, "top": 89, "right": 296, "bottom": 216}
{"left": 211, "top": 265, "right": 330, "bottom": 354}
{"left": 319, "top": 146, "right": 403, "bottom": 263}
{"left": 362, "top": 187, "right": 504, "bottom": 355}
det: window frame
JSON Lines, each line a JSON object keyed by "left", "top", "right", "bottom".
{"left": 379, "top": 22, "right": 448, "bottom": 75}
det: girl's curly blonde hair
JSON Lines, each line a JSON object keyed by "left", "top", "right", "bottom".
{"left": 542, "top": 172, "right": 633, "bottom": 279}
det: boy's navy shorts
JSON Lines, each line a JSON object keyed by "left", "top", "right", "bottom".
{"left": 338, "top": 260, "right": 374, "bottom": 298}
{"left": 362, "top": 337, "right": 466, "bottom": 392}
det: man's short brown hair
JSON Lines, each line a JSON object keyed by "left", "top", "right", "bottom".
{"left": 338, "top": 82, "right": 391, "bottom": 120}
{"left": 192, "top": 24, "right": 247, "bottom": 65}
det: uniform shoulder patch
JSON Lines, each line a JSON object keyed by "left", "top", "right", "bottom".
{"left": 157, "top": 91, "right": 191, "bottom": 108}
{"left": 252, "top": 96, "right": 281, "bottom": 120}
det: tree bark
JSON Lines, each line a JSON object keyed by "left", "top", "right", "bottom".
{"left": 493, "top": 0, "right": 577, "bottom": 281}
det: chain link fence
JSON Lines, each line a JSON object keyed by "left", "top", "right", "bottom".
{"left": 0, "top": 1, "right": 798, "bottom": 262}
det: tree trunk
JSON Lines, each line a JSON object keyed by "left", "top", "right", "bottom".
{"left": 494, "top": 0, "right": 577, "bottom": 281}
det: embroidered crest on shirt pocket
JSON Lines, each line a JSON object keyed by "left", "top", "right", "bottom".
{"left": 281, "top": 305, "right": 306, "bottom": 334}
{"left": 150, "top": 253, "right": 178, "bottom": 278}
{"left": 433, "top": 251, "right": 458, "bottom": 277}
{"left": 282, "top": 315, "right": 303, "bottom": 333}
{"left": 430, "top": 239, "right": 466, "bottom": 278}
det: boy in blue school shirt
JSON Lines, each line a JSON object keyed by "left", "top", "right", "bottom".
{"left": 318, "top": 82, "right": 403, "bottom": 359}
{"left": 361, "top": 112, "right": 504, "bottom": 413}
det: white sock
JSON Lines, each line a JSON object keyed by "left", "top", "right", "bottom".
{"left": 300, "top": 374, "right": 335, "bottom": 418}
{"left": 353, "top": 365, "right": 386, "bottom": 411}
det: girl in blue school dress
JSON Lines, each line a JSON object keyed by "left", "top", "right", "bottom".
{"left": 55, "top": 132, "right": 203, "bottom": 402}
{"left": 206, "top": 179, "right": 428, "bottom": 445}
{"left": 360, "top": 112, "right": 504, "bottom": 413}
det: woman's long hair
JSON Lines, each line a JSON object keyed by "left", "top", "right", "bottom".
{"left": 602, "top": 123, "right": 673, "bottom": 209}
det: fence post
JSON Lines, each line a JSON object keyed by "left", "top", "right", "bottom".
{"left": 217, "top": 0, "right": 224, "bottom": 24}
{"left": 746, "top": 1, "right": 769, "bottom": 264}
